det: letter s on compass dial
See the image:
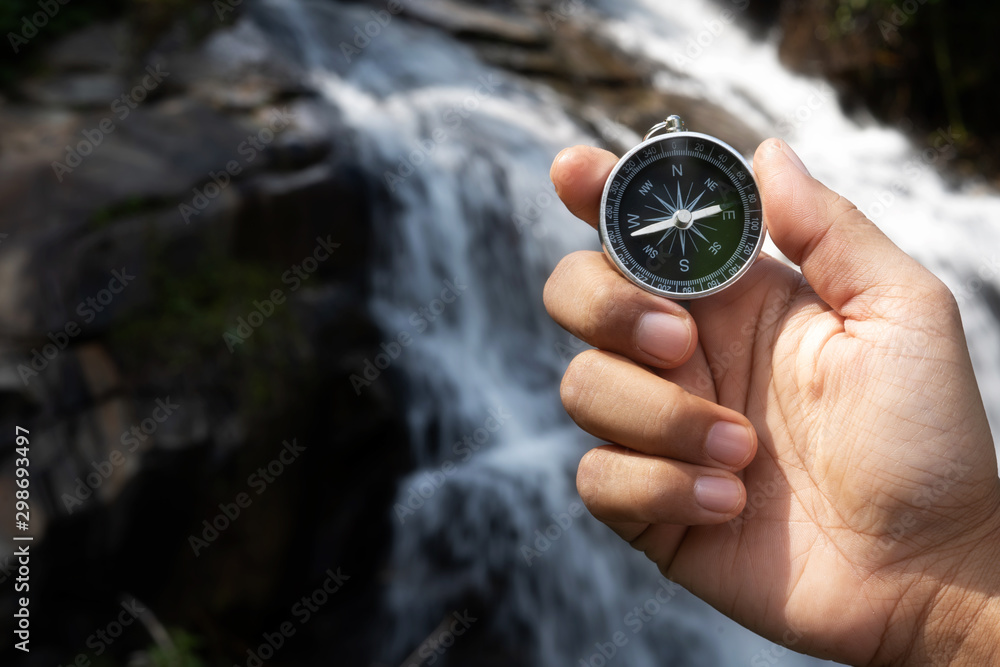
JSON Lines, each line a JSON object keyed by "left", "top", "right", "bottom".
{"left": 599, "top": 116, "right": 766, "bottom": 299}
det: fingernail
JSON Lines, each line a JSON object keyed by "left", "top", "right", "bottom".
{"left": 694, "top": 477, "right": 743, "bottom": 514}
{"left": 705, "top": 422, "right": 754, "bottom": 467}
{"left": 780, "top": 141, "right": 811, "bottom": 176}
{"left": 636, "top": 312, "right": 691, "bottom": 363}
{"left": 551, "top": 148, "right": 572, "bottom": 189}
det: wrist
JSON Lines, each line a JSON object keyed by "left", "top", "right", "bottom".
{"left": 889, "top": 503, "right": 1000, "bottom": 666}
{"left": 912, "top": 585, "right": 1000, "bottom": 666}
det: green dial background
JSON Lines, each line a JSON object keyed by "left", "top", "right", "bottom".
{"left": 601, "top": 134, "right": 764, "bottom": 297}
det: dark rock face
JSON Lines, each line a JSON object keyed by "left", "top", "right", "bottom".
{"left": 0, "top": 12, "right": 409, "bottom": 665}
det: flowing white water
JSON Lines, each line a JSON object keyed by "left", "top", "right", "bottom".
{"left": 249, "top": 0, "right": 999, "bottom": 664}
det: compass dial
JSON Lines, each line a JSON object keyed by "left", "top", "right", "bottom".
{"left": 600, "top": 130, "right": 766, "bottom": 299}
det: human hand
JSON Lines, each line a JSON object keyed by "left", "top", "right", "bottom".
{"left": 544, "top": 139, "right": 1000, "bottom": 665}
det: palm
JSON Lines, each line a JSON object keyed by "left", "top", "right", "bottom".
{"left": 649, "top": 257, "right": 997, "bottom": 663}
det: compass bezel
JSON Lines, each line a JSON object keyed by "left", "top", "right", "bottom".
{"left": 599, "top": 130, "right": 767, "bottom": 300}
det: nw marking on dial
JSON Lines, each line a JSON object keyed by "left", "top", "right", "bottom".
{"left": 632, "top": 181, "right": 720, "bottom": 256}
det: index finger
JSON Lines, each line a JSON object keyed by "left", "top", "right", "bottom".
{"left": 551, "top": 145, "right": 620, "bottom": 229}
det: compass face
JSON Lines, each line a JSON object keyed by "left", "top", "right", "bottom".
{"left": 600, "top": 131, "right": 766, "bottom": 299}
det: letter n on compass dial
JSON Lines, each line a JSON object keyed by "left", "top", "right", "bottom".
{"left": 600, "top": 133, "right": 766, "bottom": 299}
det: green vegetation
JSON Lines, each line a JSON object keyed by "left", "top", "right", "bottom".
{"left": 109, "top": 230, "right": 307, "bottom": 421}
{"left": 146, "top": 627, "right": 208, "bottom": 667}
{"left": 91, "top": 197, "right": 173, "bottom": 230}
{"left": 790, "top": 0, "right": 1000, "bottom": 182}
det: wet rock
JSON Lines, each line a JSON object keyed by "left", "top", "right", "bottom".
{"left": 0, "top": 98, "right": 252, "bottom": 235}
{"left": 169, "top": 19, "right": 314, "bottom": 111}
{"left": 20, "top": 73, "right": 128, "bottom": 109}
{"left": 401, "top": 0, "right": 549, "bottom": 45}
{"left": 474, "top": 21, "right": 648, "bottom": 85}
{"left": 43, "top": 21, "right": 129, "bottom": 74}
{"left": 234, "top": 160, "right": 370, "bottom": 279}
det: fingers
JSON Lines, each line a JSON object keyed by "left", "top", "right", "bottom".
{"left": 754, "top": 139, "right": 953, "bottom": 322}
{"left": 562, "top": 350, "right": 756, "bottom": 469}
{"left": 577, "top": 445, "right": 747, "bottom": 524}
{"left": 544, "top": 251, "right": 696, "bottom": 367}
{"left": 550, "top": 146, "right": 620, "bottom": 228}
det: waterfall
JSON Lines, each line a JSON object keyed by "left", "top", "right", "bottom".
{"left": 248, "top": 0, "right": 999, "bottom": 665}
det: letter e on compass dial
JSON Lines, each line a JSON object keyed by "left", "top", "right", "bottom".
{"left": 600, "top": 130, "right": 766, "bottom": 299}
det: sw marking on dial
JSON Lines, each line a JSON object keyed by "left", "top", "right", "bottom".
{"left": 600, "top": 131, "right": 765, "bottom": 299}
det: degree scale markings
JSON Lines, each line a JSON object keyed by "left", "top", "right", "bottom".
{"left": 607, "top": 144, "right": 759, "bottom": 291}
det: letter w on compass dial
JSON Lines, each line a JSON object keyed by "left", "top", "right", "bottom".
{"left": 610, "top": 150, "right": 753, "bottom": 294}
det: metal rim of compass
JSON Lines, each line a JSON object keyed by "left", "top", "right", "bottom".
{"left": 598, "top": 125, "right": 767, "bottom": 300}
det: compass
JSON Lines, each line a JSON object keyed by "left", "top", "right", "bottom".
{"left": 599, "top": 115, "right": 766, "bottom": 299}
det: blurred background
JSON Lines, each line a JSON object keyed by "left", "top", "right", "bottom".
{"left": 1, "top": 0, "right": 999, "bottom": 665}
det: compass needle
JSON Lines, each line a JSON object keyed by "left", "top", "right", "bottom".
{"left": 600, "top": 115, "right": 766, "bottom": 298}
{"left": 690, "top": 204, "right": 723, "bottom": 221}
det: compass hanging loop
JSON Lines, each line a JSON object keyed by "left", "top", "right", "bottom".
{"left": 643, "top": 115, "right": 687, "bottom": 142}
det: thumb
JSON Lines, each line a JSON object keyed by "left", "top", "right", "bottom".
{"left": 754, "top": 138, "right": 946, "bottom": 322}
